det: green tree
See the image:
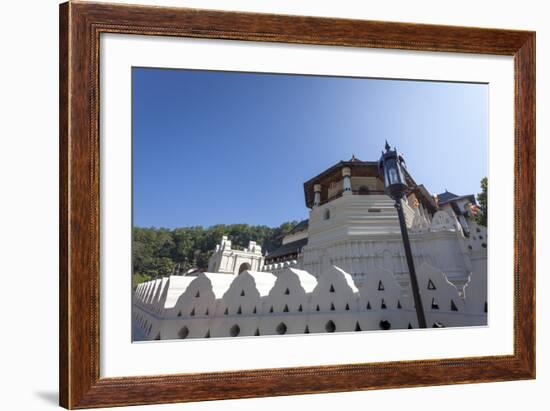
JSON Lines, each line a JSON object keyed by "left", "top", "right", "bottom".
{"left": 476, "top": 177, "right": 488, "bottom": 227}
{"left": 131, "top": 221, "right": 302, "bottom": 286}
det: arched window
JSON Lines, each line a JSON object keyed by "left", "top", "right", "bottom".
{"left": 325, "top": 320, "right": 336, "bottom": 333}
{"left": 178, "top": 326, "right": 189, "bottom": 339}
{"left": 276, "top": 322, "right": 287, "bottom": 335}
{"left": 323, "top": 209, "right": 331, "bottom": 220}
{"left": 230, "top": 324, "right": 240, "bottom": 337}
{"left": 238, "top": 262, "right": 251, "bottom": 274}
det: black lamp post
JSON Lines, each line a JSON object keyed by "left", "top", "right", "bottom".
{"left": 379, "top": 141, "right": 427, "bottom": 328}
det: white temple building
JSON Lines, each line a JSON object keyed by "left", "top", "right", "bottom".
{"left": 133, "top": 155, "right": 487, "bottom": 340}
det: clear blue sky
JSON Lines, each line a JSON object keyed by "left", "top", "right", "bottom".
{"left": 132, "top": 67, "right": 488, "bottom": 229}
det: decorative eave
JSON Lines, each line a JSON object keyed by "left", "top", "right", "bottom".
{"left": 303, "top": 159, "right": 381, "bottom": 208}
{"left": 411, "top": 183, "right": 439, "bottom": 214}
{"left": 303, "top": 157, "right": 421, "bottom": 208}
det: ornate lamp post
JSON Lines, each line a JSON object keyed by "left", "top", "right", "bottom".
{"left": 379, "top": 141, "right": 427, "bottom": 328}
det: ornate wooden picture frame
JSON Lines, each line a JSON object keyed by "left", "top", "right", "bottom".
{"left": 59, "top": 1, "right": 535, "bottom": 408}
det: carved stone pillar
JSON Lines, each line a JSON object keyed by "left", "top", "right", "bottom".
{"left": 342, "top": 167, "right": 352, "bottom": 195}
{"left": 313, "top": 184, "right": 322, "bottom": 207}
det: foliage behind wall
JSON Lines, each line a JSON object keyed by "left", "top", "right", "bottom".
{"left": 132, "top": 221, "right": 298, "bottom": 287}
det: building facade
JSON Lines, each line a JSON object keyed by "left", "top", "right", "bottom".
{"left": 207, "top": 236, "right": 264, "bottom": 275}
{"left": 133, "top": 156, "right": 487, "bottom": 341}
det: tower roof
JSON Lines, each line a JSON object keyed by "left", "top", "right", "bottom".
{"left": 436, "top": 190, "right": 459, "bottom": 204}
{"left": 436, "top": 190, "right": 476, "bottom": 206}
{"left": 265, "top": 237, "right": 308, "bottom": 260}
{"left": 303, "top": 156, "right": 438, "bottom": 212}
{"left": 303, "top": 159, "right": 380, "bottom": 208}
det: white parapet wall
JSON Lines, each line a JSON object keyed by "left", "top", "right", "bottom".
{"left": 301, "top": 194, "right": 487, "bottom": 293}
{"left": 133, "top": 261, "right": 488, "bottom": 341}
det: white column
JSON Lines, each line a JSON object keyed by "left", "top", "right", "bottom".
{"left": 313, "top": 184, "right": 322, "bottom": 207}
{"left": 342, "top": 167, "right": 352, "bottom": 195}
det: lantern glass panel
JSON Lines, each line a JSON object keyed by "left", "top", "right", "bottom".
{"left": 385, "top": 158, "right": 400, "bottom": 185}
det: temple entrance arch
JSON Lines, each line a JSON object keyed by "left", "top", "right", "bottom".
{"left": 238, "top": 262, "right": 251, "bottom": 274}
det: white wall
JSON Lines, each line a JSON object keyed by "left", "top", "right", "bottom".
{"left": 0, "top": 0, "right": 547, "bottom": 411}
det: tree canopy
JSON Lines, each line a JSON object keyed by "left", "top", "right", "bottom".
{"left": 132, "top": 221, "right": 297, "bottom": 287}
{"left": 475, "top": 177, "right": 488, "bottom": 227}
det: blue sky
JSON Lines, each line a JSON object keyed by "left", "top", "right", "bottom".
{"left": 132, "top": 67, "right": 488, "bottom": 229}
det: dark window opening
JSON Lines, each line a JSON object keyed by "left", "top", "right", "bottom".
{"left": 450, "top": 300, "right": 458, "bottom": 311}
{"left": 276, "top": 323, "right": 287, "bottom": 335}
{"left": 379, "top": 320, "right": 391, "bottom": 330}
{"left": 178, "top": 326, "right": 189, "bottom": 339}
{"left": 325, "top": 320, "right": 336, "bottom": 333}
{"left": 230, "top": 324, "right": 240, "bottom": 337}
